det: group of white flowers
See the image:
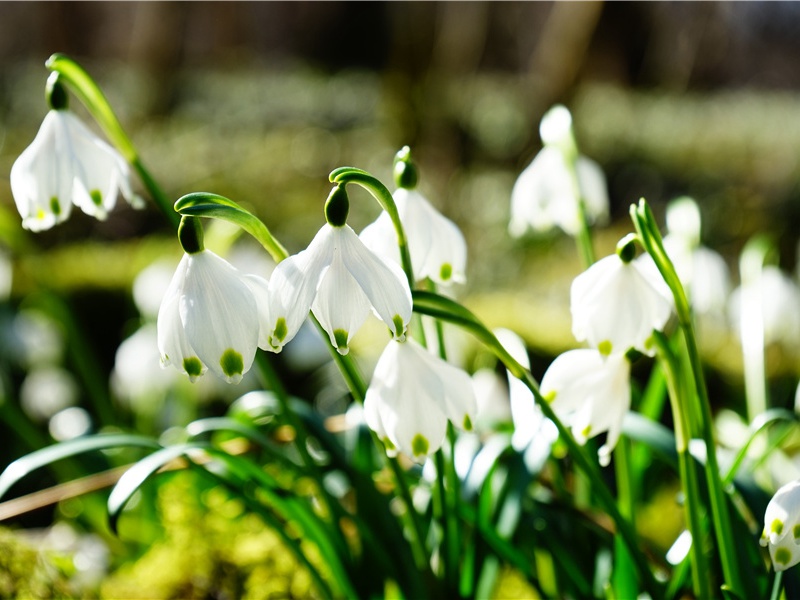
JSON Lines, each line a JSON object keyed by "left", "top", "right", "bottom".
{"left": 11, "top": 86, "right": 800, "bottom": 573}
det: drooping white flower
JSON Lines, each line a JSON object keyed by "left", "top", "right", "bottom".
{"left": 360, "top": 188, "right": 467, "bottom": 285}
{"left": 266, "top": 223, "right": 412, "bottom": 355}
{"left": 157, "top": 249, "right": 271, "bottom": 383}
{"left": 10, "top": 109, "right": 141, "bottom": 231}
{"left": 571, "top": 253, "right": 672, "bottom": 356}
{"left": 363, "top": 338, "right": 478, "bottom": 462}
{"left": 541, "top": 349, "right": 631, "bottom": 466}
{"left": 761, "top": 479, "right": 800, "bottom": 572}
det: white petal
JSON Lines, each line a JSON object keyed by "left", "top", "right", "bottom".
{"left": 242, "top": 274, "right": 273, "bottom": 350}
{"left": 180, "top": 251, "right": 259, "bottom": 383}
{"left": 405, "top": 191, "right": 468, "bottom": 284}
{"left": 359, "top": 212, "right": 400, "bottom": 268}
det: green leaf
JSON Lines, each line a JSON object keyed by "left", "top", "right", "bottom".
{"left": 0, "top": 434, "right": 161, "bottom": 500}
{"left": 174, "top": 192, "right": 288, "bottom": 262}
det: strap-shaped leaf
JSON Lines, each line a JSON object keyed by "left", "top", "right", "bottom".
{"left": 0, "top": 434, "right": 160, "bottom": 500}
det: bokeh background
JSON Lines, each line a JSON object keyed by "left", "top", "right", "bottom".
{"left": 3, "top": 2, "right": 800, "bottom": 596}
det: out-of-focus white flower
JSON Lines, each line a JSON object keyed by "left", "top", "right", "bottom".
{"left": 10, "top": 309, "right": 65, "bottom": 368}
{"left": 541, "top": 349, "right": 631, "bottom": 466}
{"left": 133, "top": 260, "right": 176, "bottom": 319}
{"left": 49, "top": 406, "right": 92, "bottom": 441}
{"left": 113, "top": 323, "right": 176, "bottom": 400}
{"left": 360, "top": 188, "right": 467, "bottom": 285}
{"left": 20, "top": 367, "right": 79, "bottom": 422}
{"left": 729, "top": 266, "right": 800, "bottom": 349}
{"left": 470, "top": 368, "right": 512, "bottom": 432}
{"left": 157, "top": 249, "right": 271, "bottom": 383}
{"left": 571, "top": 253, "right": 672, "bottom": 356}
{"left": 266, "top": 223, "right": 412, "bottom": 355}
{"left": 761, "top": 479, "right": 800, "bottom": 571}
{"left": 10, "top": 109, "right": 141, "bottom": 231}
{"left": 363, "top": 338, "right": 477, "bottom": 462}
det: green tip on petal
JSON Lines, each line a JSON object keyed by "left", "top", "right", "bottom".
{"left": 543, "top": 390, "right": 557, "bottom": 403}
{"left": 581, "top": 424, "right": 592, "bottom": 439}
{"left": 411, "top": 434, "right": 429, "bottom": 457}
{"left": 440, "top": 263, "right": 453, "bottom": 281}
{"left": 772, "top": 519, "right": 784, "bottom": 536}
{"left": 391, "top": 314, "right": 406, "bottom": 340}
{"left": 272, "top": 318, "right": 288, "bottom": 343}
{"left": 598, "top": 340, "right": 613, "bottom": 356}
{"left": 90, "top": 189, "right": 103, "bottom": 207}
{"left": 50, "top": 196, "right": 61, "bottom": 216}
{"left": 383, "top": 437, "right": 396, "bottom": 451}
{"left": 775, "top": 547, "right": 792, "bottom": 567}
{"left": 333, "top": 329, "right": 349, "bottom": 355}
{"left": 220, "top": 348, "right": 244, "bottom": 382}
{"left": 463, "top": 414, "right": 473, "bottom": 431}
{"left": 183, "top": 356, "right": 203, "bottom": 382}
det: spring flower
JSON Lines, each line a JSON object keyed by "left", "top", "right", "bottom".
{"left": 157, "top": 223, "right": 271, "bottom": 383}
{"left": 363, "top": 338, "right": 478, "bottom": 462}
{"left": 509, "top": 105, "right": 608, "bottom": 237}
{"left": 360, "top": 187, "right": 467, "bottom": 285}
{"left": 571, "top": 253, "right": 672, "bottom": 356}
{"left": 541, "top": 349, "right": 631, "bottom": 466}
{"left": 10, "top": 109, "right": 140, "bottom": 231}
{"left": 761, "top": 479, "right": 800, "bottom": 571}
{"left": 266, "top": 186, "right": 412, "bottom": 355}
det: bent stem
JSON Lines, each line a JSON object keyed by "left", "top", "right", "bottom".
{"left": 631, "top": 199, "right": 744, "bottom": 598}
{"left": 45, "top": 53, "right": 179, "bottom": 228}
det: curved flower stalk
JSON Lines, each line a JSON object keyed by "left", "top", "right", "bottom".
{"left": 761, "top": 479, "right": 800, "bottom": 572}
{"left": 571, "top": 251, "right": 672, "bottom": 356}
{"left": 360, "top": 148, "right": 467, "bottom": 285}
{"left": 509, "top": 105, "right": 609, "bottom": 238}
{"left": 265, "top": 186, "right": 412, "bottom": 355}
{"left": 541, "top": 349, "right": 631, "bottom": 466}
{"left": 157, "top": 218, "right": 272, "bottom": 383}
{"left": 10, "top": 100, "right": 141, "bottom": 231}
{"left": 363, "top": 337, "right": 477, "bottom": 462}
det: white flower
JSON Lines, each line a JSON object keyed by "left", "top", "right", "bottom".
{"left": 509, "top": 146, "right": 608, "bottom": 237}
{"left": 363, "top": 338, "right": 478, "bottom": 461}
{"left": 266, "top": 223, "right": 412, "bottom": 355}
{"left": 157, "top": 250, "right": 271, "bottom": 383}
{"left": 541, "top": 349, "right": 631, "bottom": 466}
{"left": 761, "top": 479, "right": 800, "bottom": 572}
{"left": 10, "top": 109, "right": 140, "bottom": 231}
{"left": 571, "top": 253, "right": 672, "bottom": 356}
{"left": 360, "top": 188, "right": 467, "bottom": 284}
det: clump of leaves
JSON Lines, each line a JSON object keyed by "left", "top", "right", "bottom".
{"left": 0, "top": 526, "right": 73, "bottom": 599}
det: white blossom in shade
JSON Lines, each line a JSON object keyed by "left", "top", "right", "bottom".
{"left": 359, "top": 188, "right": 467, "bottom": 285}
{"left": 157, "top": 250, "right": 271, "bottom": 383}
{"left": 363, "top": 338, "right": 478, "bottom": 462}
{"left": 10, "top": 110, "right": 141, "bottom": 231}
{"left": 729, "top": 266, "right": 800, "bottom": 350}
{"left": 509, "top": 146, "right": 609, "bottom": 237}
{"left": 266, "top": 223, "right": 412, "bottom": 355}
{"left": 541, "top": 349, "right": 631, "bottom": 466}
{"left": 571, "top": 254, "right": 672, "bottom": 356}
{"left": 761, "top": 479, "right": 800, "bottom": 572}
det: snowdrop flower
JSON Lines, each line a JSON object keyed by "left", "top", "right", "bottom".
{"left": 363, "top": 337, "right": 477, "bottom": 461}
{"left": 10, "top": 86, "right": 141, "bottom": 231}
{"left": 761, "top": 479, "right": 800, "bottom": 571}
{"left": 360, "top": 148, "right": 467, "bottom": 285}
{"left": 571, "top": 251, "right": 672, "bottom": 356}
{"left": 266, "top": 185, "right": 412, "bottom": 355}
{"left": 157, "top": 218, "right": 271, "bottom": 383}
{"left": 509, "top": 105, "right": 608, "bottom": 237}
{"left": 541, "top": 349, "right": 631, "bottom": 466}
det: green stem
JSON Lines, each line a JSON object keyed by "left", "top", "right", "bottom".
{"left": 612, "top": 437, "right": 638, "bottom": 599}
{"left": 45, "top": 53, "right": 179, "bottom": 228}
{"left": 770, "top": 569, "right": 784, "bottom": 600}
{"left": 631, "top": 199, "right": 743, "bottom": 598}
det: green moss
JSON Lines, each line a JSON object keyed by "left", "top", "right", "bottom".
{"left": 0, "top": 527, "right": 73, "bottom": 599}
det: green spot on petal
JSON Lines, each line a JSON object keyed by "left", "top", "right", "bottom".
{"left": 581, "top": 424, "right": 592, "bottom": 439}
{"left": 183, "top": 357, "right": 203, "bottom": 380}
{"left": 273, "top": 318, "right": 288, "bottom": 343}
{"left": 90, "top": 189, "right": 103, "bottom": 206}
{"left": 383, "top": 437, "right": 395, "bottom": 451}
{"left": 333, "top": 329, "right": 349, "bottom": 353}
{"left": 50, "top": 196, "right": 61, "bottom": 216}
{"left": 463, "top": 414, "right": 473, "bottom": 431}
{"left": 543, "top": 390, "right": 556, "bottom": 403}
{"left": 392, "top": 314, "right": 406, "bottom": 340}
{"left": 793, "top": 524, "right": 800, "bottom": 540}
{"left": 598, "top": 340, "right": 613, "bottom": 356}
{"left": 772, "top": 519, "right": 784, "bottom": 536}
{"left": 775, "top": 547, "right": 792, "bottom": 566}
{"left": 440, "top": 263, "right": 453, "bottom": 281}
{"left": 411, "top": 434, "right": 429, "bottom": 457}
{"left": 220, "top": 348, "right": 244, "bottom": 380}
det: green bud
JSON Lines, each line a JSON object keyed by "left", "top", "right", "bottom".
{"left": 616, "top": 233, "right": 639, "bottom": 264}
{"left": 178, "top": 216, "right": 205, "bottom": 254}
{"left": 46, "top": 72, "right": 68, "bottom": 111}
{"left": 393, "top": 146, "right": 418, "bottom": 189}
{"left": 325, "top": 185, "right": 350, "bottom": 227}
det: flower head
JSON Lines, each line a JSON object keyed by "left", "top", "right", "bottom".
{"left": 761, "top": 480, "right": 800, "bottom": 571}
{"left": 363, "top": 338, "right": 477, "bottom": 461}
{"left": 10, "top": 109, "right": 140, "bottom": 231}
{"left": 541, "top": 349, "right": 631, "bottom": 466}
{"left": 266, "top": 222, "right": 412, "bottom": 355}
{"left": 157, "top": 249, "right": 271, "bottom": 383}
{"left": 360, "top": 188, "right": 467, "bottom": 285}
{"left": 571, "top": 253, "right": 672, "bottom": 356}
